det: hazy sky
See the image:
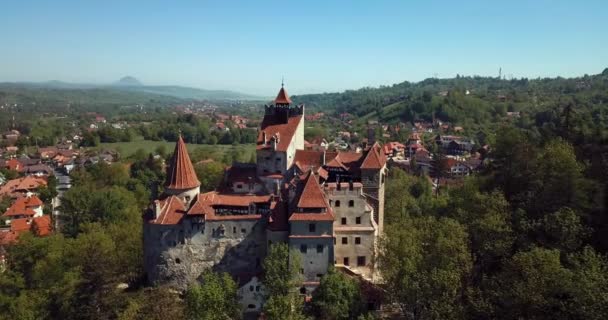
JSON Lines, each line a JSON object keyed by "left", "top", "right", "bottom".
{"left": 1, "top": 0, "right": 606, "bottom": 95}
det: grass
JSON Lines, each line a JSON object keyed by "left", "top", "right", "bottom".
{"left": 98, "top": 136, "right": 255, "bottom": 162}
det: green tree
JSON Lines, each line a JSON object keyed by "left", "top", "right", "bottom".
{"left": 193, "top": 161, "right": 225, "bottom": 192}
{"left": 262, "top": 243, "right": 306, "bottom": 320}
{"left": 379, "top": 215, "right": 472, "bottom": 319}
{"left": 538, "top": 207, "right": 589, "bottom": 252}
{"left": 489, "top": 247, "right": 573, "bottom": 319}
{"left": 185, "top": 271, "right": 240, "bottom": 320}
{"left": 311, "top": 267, "right": 362, "bottom": 320}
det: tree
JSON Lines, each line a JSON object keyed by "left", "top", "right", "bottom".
{"left": 185, "top": 271, "right": 240, "bottom": 320}
{"left": 262, "top": 243, "right": 306, "bottom": 320}
{"left": 379, "top": 215, "right": 472, "bottom": 319}
{"left": 446, "top": 182, "right": 514, "bottom": 274}
{"left": 566, "top": 247, "right": 608, "bottom": 319}
{"left": 488, "top": 247, "right": 573, "bottom": 319}
{"left": 538, "top": 207, "right": 589, "bottom": 252}
{"left": 311, "top": 267, "right": 362, "bottom": 320}
{"left": 193, "top": 161, "right": 225, "bottom": 193}
{"left": 531, "top": 139, "right": 588, "bottom": 215}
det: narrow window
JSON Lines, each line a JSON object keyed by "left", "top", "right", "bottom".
{"left": 335, "top": 200, "right": 341, "bottom": 207}
{"left": 300, "top": 287, "right": 307, "bottom": 294}
{"left": 355, "top": 237, "right": 361, "bottom": 244}
{"left": 241, "top": 228, "right": 246, "bottom": 233}
{"left": 316, "top": 244, "right": 323, "bottom": 253}
{"left": 233, "top": 226, "right": 237, "bottom": 234}
{"left": 357, "top": 256, "right": 366, "bottom": 266}
{"left": 308, "top": 223, "right": 316, "bottom": 232}
{"left": 342, "top": 237, "right": 348, "bottom": 245}
{"left": 356, "top": 216, "right": 361, "bottom": 224}
{"left": 348, "top": 200, "right": 354, "bottom": 207}
{"left": 343, "top": 257, "right": 350, "bottom": 266}
{"left": 300, "top": 244, "right": 307, "bottom": 253}
{"left": 341, "top": 217, "right": 347, "bottom": 225}
{"left": 249, "top": 285, "right": 254, "bottom": 292}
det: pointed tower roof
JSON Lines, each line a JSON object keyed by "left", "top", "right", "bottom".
{"left": 361, "top": 142, "right": 386, "bottom": 169}
{"left": 274, "top": 84, "right": 292, "bottom": 105}
{"left": 165, "top": 136, "right": 201, "bottom": 190}
{"left": 297, "top": 171, "right": 329, "bottom": 209}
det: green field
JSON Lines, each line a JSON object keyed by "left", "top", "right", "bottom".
{"left": 98, "top": 137, "right": 255, "bottom": 162}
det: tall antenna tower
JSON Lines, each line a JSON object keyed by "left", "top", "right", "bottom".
{"left": 499, "top": 67, "right": 502, "bottom": 79}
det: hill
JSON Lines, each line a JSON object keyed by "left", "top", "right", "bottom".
{"left": 291, "top": 68, "right": 608, "bottom": 128}
{"left": 114, "top": 76, "right": 142, "bottom": 86}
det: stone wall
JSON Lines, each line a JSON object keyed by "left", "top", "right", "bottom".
{"left": 143, "top": 217, "right": 269, "bottom": 290}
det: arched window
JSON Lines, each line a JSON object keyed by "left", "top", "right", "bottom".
{"left": 335, "top": 200, "right": 341, "bottom": 207}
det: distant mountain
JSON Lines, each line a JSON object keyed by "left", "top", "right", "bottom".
{"left": 115, "top": 76, "right": 142, "bottom": 86}
{"left": 0, "top": 79, "right": 265, "bottom": 101}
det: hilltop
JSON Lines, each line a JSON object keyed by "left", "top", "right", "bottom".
{"left": 291, "top": 68, "right": 608, "bottom": 128}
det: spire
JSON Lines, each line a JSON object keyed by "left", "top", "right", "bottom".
{"left": 274, "top": 81, "right": 292, "bottom": 105}
{"left": 165, "top": 135, "right": 201, "bottom": 190}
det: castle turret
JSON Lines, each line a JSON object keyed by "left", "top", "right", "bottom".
{"left": 164, "top": 135, "right": 201, "bottom": 205}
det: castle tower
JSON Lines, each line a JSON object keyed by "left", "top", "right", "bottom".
{"left": 256, "top": 84, "right": 305, "bottom": 191}
{"left": 164, "top": 135, "right": 201, "bottom": 206}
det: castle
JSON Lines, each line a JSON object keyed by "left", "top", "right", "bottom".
{"left": 143, "top": 84, "right": 386, "bottom": 313}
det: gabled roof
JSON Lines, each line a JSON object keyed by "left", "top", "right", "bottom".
{"left": 274, "top": 86, "right": 292, "bottom": 105}
{"left": 165, "top": 136, "right": 201, "bottom": 190}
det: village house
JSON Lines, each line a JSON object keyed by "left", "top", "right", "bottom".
{"left": 435, "top": 135, "right": 475, "bottom": 156}
{"left": 0, "top": 176, "right": 48, "bottom": 199}
{"left": 2, "top": 195, "right": 44, "bottom": 223}
{"left": 143, "top": 85, "right": 386, "bottom": 316}
{"left": 383, "top": 141, "right": 406, "bottom": 159}
{"left": 0, "top": 215, "right": 52, "bottom": 248}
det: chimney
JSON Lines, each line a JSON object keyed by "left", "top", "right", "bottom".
{"left": 154, "top": 200, "right": 161, "bottom": 219}
{"left": 321, "top": 150, "right": 326, "bottom": 165}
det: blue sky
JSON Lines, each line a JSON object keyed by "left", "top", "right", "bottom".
{"left": 1, "top": 0, "right": 606, "bottom": 95}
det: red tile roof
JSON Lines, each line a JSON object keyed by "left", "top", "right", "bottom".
{"left": 257, "top": 115, "right": 303, "bottom": 152}
{"left": 297, "top": 172, "right": 329, "bottom": 209}
{"left": 274, "top": 86, "right": 292, "bottom": 105}
{"left": 0, "top": 230, "right": 19, "bottom": 245}
{"left": 3, "top": 195, "right": 43, "bottom": 218}
{"left": 165, "top": 136, "right": 201, "bottom": 190}
{"left": 289, "top": 212, "right": 335, "bottom": 221}
{"left": 149, "top": 196, "right": 187, "bottom": 225}
{"left": 361, "top": 143, "right": 386, "bottom": 170}
{"left": 31, "top": 215, "right": 52, "bottom": 236}
{"left": 5, "top": 158, "right": 22, "bottom": 172}
{"left": 0, "top": 176, "right": 47, "bottom": 197}
{"left": 10, "top": 218, "right": 30, "bottom": 232}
